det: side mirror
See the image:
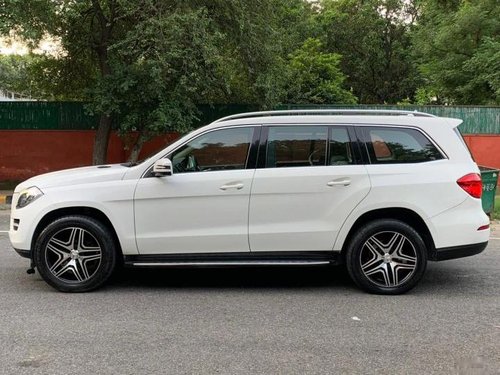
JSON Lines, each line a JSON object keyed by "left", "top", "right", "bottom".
{"left": 153, "top": 158, "right": 173, "bottom": 177}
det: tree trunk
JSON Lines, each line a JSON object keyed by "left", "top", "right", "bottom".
{"left": 90, "top": 0, "right": 114, "bottom": 165}
{"left": 92, "top": 114, "right": 112, "bottom": 165}
{"left": 127, "top": 131, "right": 148, "bottom": 163}
{"left": 91, "top": 46, "right": 112, "bottom": 165}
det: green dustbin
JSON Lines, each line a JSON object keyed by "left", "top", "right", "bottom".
{"left": 480, "top": 166, "right": 499, "bottom": 215}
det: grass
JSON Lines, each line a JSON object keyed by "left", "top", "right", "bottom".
{"left": 493, "top": 194, "right": 500, "bottom": 221}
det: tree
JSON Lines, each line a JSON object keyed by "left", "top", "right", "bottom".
{"left": 189, "top": 0, "right": 316, "bottom": 108}
{"left": 0, "top": 53, "right": 96, "bottom": 100}
{"left": 318, "top": 0, "right": 421, "bottom": 104}
{"left": 283, "top": 38, "right": 357, "bottom": 104}
{"left": 0, "top": 54, "right": 31, "bottom": 96}
{"left": 0, "top": 0, "right": 126, "bottom": 163}
{"left": 86, "top": 1, "right": 312, "bottom": 162}
{"left": 413, "top": 0, "right": 500, "bottom": 104}
{"left": 87, "top": 4, "right": 226, "bottom": 162}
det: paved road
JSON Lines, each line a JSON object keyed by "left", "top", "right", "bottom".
{"left": 0, "top": 210, "right": 499, "bottom": 374}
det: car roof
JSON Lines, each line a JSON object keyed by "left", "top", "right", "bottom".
{"left": 204, "top": 110, "right": 462, "bottom": 131}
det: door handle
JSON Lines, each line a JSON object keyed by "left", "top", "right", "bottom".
{"left": 220, "top": 182, "right": 244, "bottom": 191}
{"left": 327, "top": 178, "right": 351, "bottom": 187}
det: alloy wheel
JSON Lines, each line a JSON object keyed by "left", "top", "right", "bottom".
{"left": 359, "top": 231, "right": 417, "bottom": 288}
{"left": 45, "top": 227, "right": 102, "bottom": 283}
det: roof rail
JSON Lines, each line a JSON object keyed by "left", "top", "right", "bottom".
{"left": 211, "top": 109, "right": 437, "bottom": 124}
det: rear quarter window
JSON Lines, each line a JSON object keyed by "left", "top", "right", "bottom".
{"left": 453, "top": 127, "right": 474, "bottom": 160}
{"left": 362, "top": 126, "right": 444, "bottom": 164}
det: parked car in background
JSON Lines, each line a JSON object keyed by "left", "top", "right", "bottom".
{"left": 9, "top": 110, "right": 490, "bottom": 294}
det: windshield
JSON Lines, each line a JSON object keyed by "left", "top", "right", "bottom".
{"left": 120, "top": 130, "right": 193, "bottom": 167}
{"left": 120, "top": 154, "right": 155, "bottom": 167}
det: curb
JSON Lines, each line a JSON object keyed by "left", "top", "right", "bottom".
{"left": 0, "top": 195, "right": 12, "bottom": 205}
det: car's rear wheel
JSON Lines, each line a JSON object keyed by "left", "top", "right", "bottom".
{"left": 346, "top": 219, "right": 427, "bottom": 294}
{"left": 34, "top": 215, "right": 116, "bottom": 292}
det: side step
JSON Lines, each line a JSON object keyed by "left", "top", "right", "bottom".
{"left": 129, "top": 260, "right": 331, "bottom": 268}
{"left": 124, "top": 251, "right": 340, "bottom": 268}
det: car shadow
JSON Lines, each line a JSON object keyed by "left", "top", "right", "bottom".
{"left": 106, "top": 265, "right": 357, "bottom": 291}
{"left": 100, "top": 260, "right": 496, "bottom": 297}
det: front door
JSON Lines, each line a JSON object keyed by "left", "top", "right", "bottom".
{"left": 134, "top": 126, "right": 258, "bottom": 254}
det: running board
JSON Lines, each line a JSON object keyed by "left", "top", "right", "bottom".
{"left": 124, "top": 251, "right": 340, "bottom": 268}
{"left": 129, "top": 260, "right": 331, "bottom": 268}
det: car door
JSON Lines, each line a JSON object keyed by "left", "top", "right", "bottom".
{"left": 249, "top": 125, "right": 371, "bottom": 252}
{"left": 134, "top": 126, "right": 259, "bottom": 254}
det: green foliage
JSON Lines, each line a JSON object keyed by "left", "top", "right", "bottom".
{"left": 0, "top": 53, "right": 94, "bottom": 100}
{"left": 318, "top": 0, "right": 420, "bottom": 104}
{"left": 197, "top": 0, "right": 316, "bottom": 107}
{"left": 0, "top": 54, "right": 31, "bottom": 95}
{"left": 413, "top": 87, "right": 438, "bottom": 105}
{"left": 462, "top": 37, "right": 500, "bottom": 104}
{"left": 0, "top": 0, "right": 56, "bottom": 42}
{"left": 413, "top": 0, "right": 500, "bottom": 105}
{"left": 87, "top": 6, "right": 225, "bottom": 135}
{"left": 284, "top": 38, "right": 357, "bottom": 104}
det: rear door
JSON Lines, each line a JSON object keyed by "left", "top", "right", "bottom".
{"left": 358, "top": 125, "right": 462, "bottom": 218}
{"left": 248, "top": 125, "right": 371, "bottom": 252}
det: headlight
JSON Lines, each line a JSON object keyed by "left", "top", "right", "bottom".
{"left": 16, "top": 186, "right": 43, "bottom": 209}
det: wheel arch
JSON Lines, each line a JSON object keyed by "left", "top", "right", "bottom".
{"left": 31, "top": 206, "right": 123, "bottom": 261}
{"left": 340, "top": 207, "right": 435, "bottom": 259}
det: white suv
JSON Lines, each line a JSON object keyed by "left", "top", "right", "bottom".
{"left": 9, "top": 110, "right": 490, "bottom": 294}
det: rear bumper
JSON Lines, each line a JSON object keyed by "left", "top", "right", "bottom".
{"left": 429, "top": 241, "right": 488, "bottom": 261}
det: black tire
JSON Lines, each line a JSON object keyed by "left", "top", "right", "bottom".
{"left": 34, "top": 215, "right": 117, "bottom": 292}
{"left": 345, "top": 219, "right": 427, "bottom": 295}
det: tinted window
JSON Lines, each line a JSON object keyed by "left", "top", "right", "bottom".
{"left": 329, "top": 127, "right": 354, "bottom": 165}
{"left": 364, "top": 127, "right": 443, "bottom": 164}
{"left": 171, "top": 127, "right": 254, "bottom": 173}
{"left": 266, "top": 126, "right": 327, "bottom": 168}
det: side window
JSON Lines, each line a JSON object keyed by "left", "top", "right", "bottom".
{"left": 171, "top": 127, "right": 254, "bottom": 173}
{"left": 266, "top": 126, "right": 327, "bottom": 168}
{"left": 329, "top": 127, "right": 354, "bottom": 165}
{"left": 364, "top": 126, "right": 443, "bottom": 164}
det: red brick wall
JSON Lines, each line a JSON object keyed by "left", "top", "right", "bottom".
{"left": 0, "top": 130, "right": 178, "bottom": 181}
{"left": 463, "top": 135, "right": 500, "bottom": 172}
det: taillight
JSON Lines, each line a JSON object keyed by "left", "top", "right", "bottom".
{"left": 457, "top": 173, "right": 482, "bottom": 199}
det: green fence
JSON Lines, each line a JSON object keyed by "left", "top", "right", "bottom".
{"left": 0, "top": 102, "right": 98, "bottom": 130}
{"left": 277, "top": 104, "right": 500, "bottom": 134}
{"left": 0, "top": 102, "right": 260, "bottom": 131}
{"left": 0, "top": 101, "right": 498, "bottom": 134}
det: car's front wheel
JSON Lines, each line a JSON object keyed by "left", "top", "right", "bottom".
{"left": 345, "top": 219, "right": 427, "bottom": 295}
{"left": 34, "top": 215, "right": 116, "bottom": 292}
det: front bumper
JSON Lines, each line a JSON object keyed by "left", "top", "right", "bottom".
{"left": 429, "top": 241, "right": 488, "bottom": 261}
{"left": 9, "top": 191, "right": 47, "bottom": 253}
{"left": 14, "top": 248, "right": 31, "bottom": 259}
